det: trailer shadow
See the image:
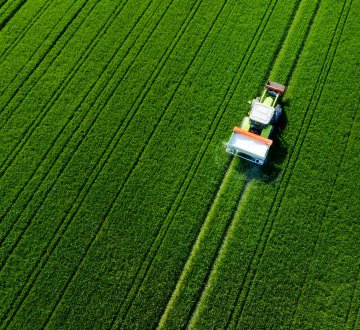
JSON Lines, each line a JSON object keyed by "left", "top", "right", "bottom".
{"left": 262, "top": 107, "right": 288, "bottom": 182}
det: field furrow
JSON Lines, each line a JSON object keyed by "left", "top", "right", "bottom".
{"left": 0, "top": 0, "right": 26, "bottom": 31}
{"left": 232, "top": 1, "right": 353, "bottom": 325}
{"left": 0, "top": 0, "right": 358, "bottom": 328}
{"left": 0, "top": 0, "right": 166, "bottom": 325}
{"left": 157, "top": 0, "right": 307, "bottom": 325}
{"left": 0, "top": 0, "right": 52, "bottom": 61}
{"left": 1, "top": 0, "right": 224, "bottom": 328}
{"left": 0, "top": 0, "right": 92, "bottom": 112}
{"left": 232, "top": 1, "right": 357, "bottom": 328}
{"left": 187, "top": 0, "right": 355, "bottom": 328}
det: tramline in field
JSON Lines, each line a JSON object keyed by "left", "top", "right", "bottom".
{"left": 226, "top": 81, "right": 286, "bottom": 165}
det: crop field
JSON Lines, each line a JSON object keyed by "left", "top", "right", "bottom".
{"left": 0, "top": 0, "right": 359, "bottom": 328}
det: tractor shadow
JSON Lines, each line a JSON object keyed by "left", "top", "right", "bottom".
{"left": 235, "top": 100, "right": 289, "bottom": 184}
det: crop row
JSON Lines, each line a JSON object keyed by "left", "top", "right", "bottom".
{"left": 105, "top": 0, "right": 304, "bottom": 328}
{"left": 188, "top": 0, "right": 358, "bottom": 328}
{"left": 0, "top": 0, "right": 221, "bottom": 327}
{"left": 0, "top": 0, "right": 55, "bottom": 62}
{"left": 0, "top": 0, "right": 152, "bottom": 257}
{"left": 0, "top": 0, "right": 91, "bottom": 113}
{"left": 84, "top": 0, "right": 306, "bottom": 327}
{"left": 0, "top": 0, "right": 26, "bottom": 31}
{"left": 0, "top": 0, "right": 156, "bottom": 240}
{"left": 11, "top": 1, "right": 238, "bottom": 327}
{"left": 0, "top": 0, "right": 177, "bottom": 323}
{"left": 159, "top": 0, "right": 321, "bottom": 327}
{"left": 2, "top": 0, "right": 296, "bottom": 326}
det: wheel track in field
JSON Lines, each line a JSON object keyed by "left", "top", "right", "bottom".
{"left": 0, "top": 0, "right": 26, "bottom": 31}
{"left": 0, "top": 0, "right": 60, "bottom": 64}
{"left": 0, "top": 0, "right": 7, "bottom": 11}
{"left": 182, "top": 173, "right": 253, "bottom": 328}
{"left": 0, "top": 0, "right": 74, "bottom": 93}
{"left": 0, "top": 0, "right": 132, "bottom": 246}
{"left": 181, "top": 0, "right": 307, "bottom": 326}
{"left": 0, "top": 0, "right": 173, "bottom": 264}
{"left": 0, "top": 0, "right": 165, "bottom": 275}
{"left": 0, "top": 0, "right": 162, "bottom": 323}
{"left": 345, "top": 262, "right": 360, "bottom": 328}
{"left": 221, "top": 1, "right": 323, "bottom": 327}
{"left": 39, "top": 0, "right": 209, "bottom": 326}
{"left": 109, "top": 0, "right": 245, "bottom": 326}
{"left": 112, "top": 0, "right": 292, "bottom": 326}
{"left": 0, "top": 0, "right": 125, "bottom": 180}
{"left": 1, "top": 0, "right": 203, "bottom": 326}
{"left": 0, "top": 0, "right": 96, "bottom": 124}
{"left": 0, "top": 0, "right": 131, "bottom": 221}
{"left": 290, "top": 100, "right": 359, "bottom": 329}
{"left": 230, "top": 1, "right": 352, "bottom": 327}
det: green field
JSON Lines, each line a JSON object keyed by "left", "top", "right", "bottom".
{"left": 0, "top": 0, "right": 359, "bottom": 328}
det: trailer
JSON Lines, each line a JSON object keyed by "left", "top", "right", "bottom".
{"left": 226, "top": 81, "right": 286, "bottom": 165}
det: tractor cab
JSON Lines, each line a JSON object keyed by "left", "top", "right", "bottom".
{"left": 226, "top": 81, "right": 286, "bottom": 165}
{"left": 249, "top": 102, "right": 274, "bottom": 125}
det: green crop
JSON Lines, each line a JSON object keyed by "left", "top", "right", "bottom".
{"left": 0, "top": 0, "right": 358, "bottom": 328}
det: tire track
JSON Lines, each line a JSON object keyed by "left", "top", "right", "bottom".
{"left": 0, "top": 0, "right": 26, "bottom": 31}
{"left": 3, "top": 0, "right": 201, "bottom": 327}
{"left": 125, "top": 0, "right": 283, "bottom": 325}
{"left": 185, "top": 175, "right": 252, "bottom": 329}
{"left": 0, "top": 0, "right": 74, "bottom": 95}
{"left": 290, "top": 101, "right": 359, "bottom": 329}
{"left": 230, "top": 1, "right": 352, "bottom": 327}
{"left": 36, "top": 1, "right": 224, "bottom": 327}
{"left": 345, "top": 263, "right": 360, "bottom": 328}
{"left": 0, "top": 0, "right": 57, "bottom": 64}
{"left": 157, "top": 160, "right": 244, "bottom": 328}
{"left": 0, "top": 0, "right": 168, "bottom": 326}
{"left": 0, "top": 0, "right": 167, "bottom": 264}
{"left": 110, "top": 1, "right": 244, "bottom": 327}
{"left": 0, "top": 0, "right": 131, "bottom": 246}
{"left": 181, "top": 0, "right": 321, "bottom": 325}
{"left": 185, "top": 0, "right": 305, "bottom": 326}
{"left": 0, "top": 0, "right": 129, "bottom": 221}
{"left": 0, "top": 0, "right": 95, "bottom": 123}
{"left": 0, "top": 0, "right": 173, "bottom": 258}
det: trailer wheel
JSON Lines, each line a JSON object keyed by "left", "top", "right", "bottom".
{"left": 272, "top": 105, "right": 282, "bottom": 124}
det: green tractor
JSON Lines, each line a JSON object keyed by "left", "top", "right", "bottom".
{"left": 226, "top": 81, "right": 286, "bottom": 165}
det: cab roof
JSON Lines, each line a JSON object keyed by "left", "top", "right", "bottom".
{"left": 249, "top": 102, "right": 274, "bottom": 125}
